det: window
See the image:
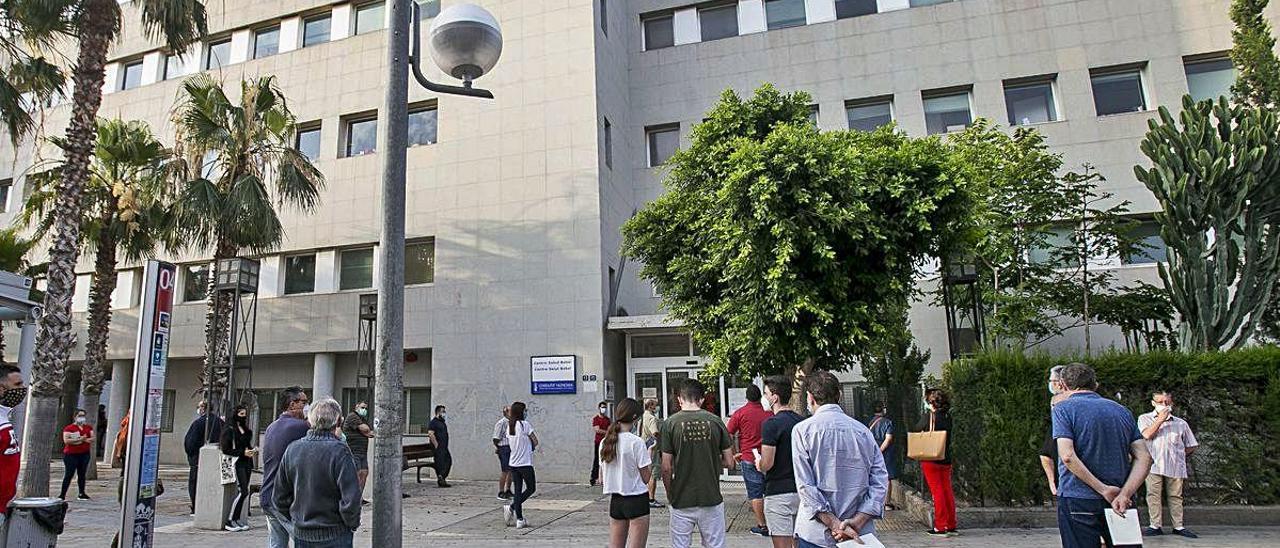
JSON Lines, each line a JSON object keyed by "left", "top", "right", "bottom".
{"left": 284, "top": 254, "right": 316, "bottom": 294}
{"left": 296, "top": 123, "right": 322, "bottom": 161}
{"left": 343, "top": 114, "right": 378, "bottom": 157}
{"left": 603, "top": 117, "right": 613, "bottom": 169}
{"left": 1004, "top": 79, "right": 1058, "bottom": 126}
{"left": 600, "top": 0, "right": 608, "bottom": 35}
{"left": 923, "top": 90, "right": 972, "bottom": 134}
{"left": 835, "top": 0, "right": 878, "bottom": 19}
{"left": 0, "top": 179, "right": 11, "bottom": 212}
{"left": 355, "top": 2, "right": 386, "bottom": 35}
{"left": 846, "top": 98, "right": 893, "bottom": 131}
{"left": 340, "top": 248, "right": 374, "bottom": 290}
{"left": 119, "top": 60, "right": 143, "bottom": 90}
{"left": 164, "top": 53, "right": 184, "bottom": 80}
{"left": 807, "top": 105, "right": 820, "bottom": 126}
{"left": 699, "top": 3, "right": 739, "bottom": 42}
{"left": 1029, "top": 227, "right": 1077, "bottom": 266}
{"left": 303, "top": 15, "right": 332, "bottom": 47}
{"left": 765, "top": 0, "right": 807, "bottom": 30}
{"left": 1091, "top": 67, "right": 1146, "bottom": 116}
{"left": 159, "top": 390, "right": 176, "bottom": 433}
{"left": 205, "top": 38, "right": 230, "bottom": 70}
{"left": 183, "top": 263, "right": 210, "bottom": 302}
{"left": 1184, "top": 56, "right": 1234, "bottom": 102}
{"left": 643, "top": 15, "right": 674, "bottom": 50}
{"left": 254, "top": 26, "right": 280, "bottom": 59}
{"left": 407, "top": 105, "right": 438, "bottom": 147}
{"left": 417, "top": 0, "right": 440, "bottom": 20}
{"left": 910, "top": 0, "right": 955, "bottom": 6}
{"left": 1124, "top": 222, "right": 1167, "bottom": 264}
{"left": 646, "top": 124, "right": 679, "bottom": 167}
{"left": 405, "top": 240, "right": 435, "bottom": 285}
{"left": 405, "top": 388, "right": 433, "bottom": 431}
{"left": 631, "top": 334, "right": 692, "bottom": 358}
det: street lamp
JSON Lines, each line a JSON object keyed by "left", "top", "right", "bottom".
{"left": 372, "top": 2, "right": 502, "bottom": 546}
{"left": 941, "top": 255, "right": 983, "bottom": 360}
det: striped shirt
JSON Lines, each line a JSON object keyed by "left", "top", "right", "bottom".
{"left": 1137, "top": 412, "right": 1198, "bottom": 478}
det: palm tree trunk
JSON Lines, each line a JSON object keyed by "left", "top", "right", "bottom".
{"left": 80, "top": 224, "right": 118, "bottom": 481}
{"left": 201, "top": 238, "right": 237, "bottom": 415}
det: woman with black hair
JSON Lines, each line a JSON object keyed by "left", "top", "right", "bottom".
{"left": 503, "top": 401, "right": 539, "bottom": 529}
{"left": 220, "top": 404, "right": 257, "bottom": 532}
{"left": 915, "top": 389, "right": 956, "bottom": 536}
{"left": 599, "top": 398, "right": 651, "bottom": 548}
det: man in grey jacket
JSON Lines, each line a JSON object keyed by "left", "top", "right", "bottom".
{"left": 273, "top": 398, "right": 362, "bottom": 547}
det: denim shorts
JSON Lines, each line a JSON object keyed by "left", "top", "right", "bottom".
{"left": 497, "top": 445, "right": 511, "bottom": 472}
{"left": 739, "top": 461, "right": 766, "bottom": 500}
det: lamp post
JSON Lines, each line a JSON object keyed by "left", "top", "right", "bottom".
{"left": 373, "top": 2, "right": 501, "bottom": 545}
{"left": 941, "top": 256, "right": 983, "bottom": 361}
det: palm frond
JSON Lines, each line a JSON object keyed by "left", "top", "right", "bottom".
{"left": 137, "top": 0, "right": 207, "bottom": 54}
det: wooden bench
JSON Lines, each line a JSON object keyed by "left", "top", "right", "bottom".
{"left": 402, "top": 443, "right": 436, "bottom": 483}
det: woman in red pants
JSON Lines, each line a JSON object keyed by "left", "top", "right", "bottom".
{"left": 916, "top": 389, "right": 957, "bottom": 536}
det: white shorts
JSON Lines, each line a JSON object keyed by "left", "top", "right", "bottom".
{"left": 669, "top": 503, "right": 726, "bottom": 548}
{"left": 764, "top": 493, "right": 799, "bottom": 538}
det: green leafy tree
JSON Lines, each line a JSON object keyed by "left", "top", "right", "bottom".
{"left": 0, "top": 228, "right": 36, "bottom": 360}
{"left": 1090, "top": 282, "right": 1176, "bottom": 352}
{"left": 622, "top": 85, "right": 973, "bottom": 405}
{"left": 0, "top": 0, "right": 74, "bottom": 142}
{"left": 168, "top": 75, "right": 324, "bottom": 402}
{"left": 1134, "top": 96, "right": 1280, "bottom": 350}
{"left": 1230, "top": 0, "right": 1280, "bottom": 108}
{"left": 856, "top": 297, "right": 927, "bottom": 480}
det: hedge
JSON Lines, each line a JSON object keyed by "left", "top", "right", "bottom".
{"left": 941, "top": 347, "right": 1280, "bottom": 507}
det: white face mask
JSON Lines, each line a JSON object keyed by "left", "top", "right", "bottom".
{"left": 302, "top": 404, "right": 312, "bottom": 416}
{"left": 1154, "top": 403, "right": 1172, "bottom": 414}
{"left": 74, "top": 416, "right": 86, "bottom": 425}
{"left": 599, "top": 406, "right": 608, "bottom": 415}
{"left": 1049, "top": 381, "right": 1062, "bottom": 395}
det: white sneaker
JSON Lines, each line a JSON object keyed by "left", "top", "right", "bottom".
{"left": 224, "top": 521, "right": 238, "bottom": 532}
{"left": 503, "top": 505, "right": 514, "bottom": 526}
{"left": 236, "top": 520, "right": 251, "bottom": 531}
{"left": 515, "top": 518, "right": 528, "bottom": 529}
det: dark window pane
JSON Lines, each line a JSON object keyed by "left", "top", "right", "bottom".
{"left": 284, "top": 254, "right": 316, "bottom": 294}
{"left": 1005, "top": 82, "right": 1057, "bottom": 125}
{"left": 1092, "top": 70, "right": 1145, "bottom": 115}
{"left": 1125, "top": 222, "right": 1167, "bottom": 264}
{"left": 407, "top": 108, "right": 438, "bottom": 146}
{"left": 304, "top": 16, "right": 332, "bottom": 47}
{"left": 340, "top": 248, "right": 374, "bottom": 290}
{"left": 700, "top": 5, "right": 738, "bottom": 42}
{"left": 164, "top": 54, "right": 184, "bottom": 80}
{"left": 765, "top": 0, "right": 807, "bottom": 30}
{"left": 600, "top": 0, "right": 608, "bottom": 34}
{"left": 923, "top": 92, "right": 972, "bottom": 134}
{"left": 1185, "top": 58, "right": 1234, "bottom": 102}
{"left": 297, "top": 126, "right": 321, "bottom": 161}
{"left": 647, "top": 126, "right": 679, "bottom": 166}
{"left": 405, "top": 241, "right": 435, "bottom": 285}
{"left": 356, "top": 2, "right": 386, "bottom": 35}
{"left": 631, "top": 334, "right": 691, "bottom": 358}
{"left": 254, "top": 27, "right": 280, "bottom": 58}
{"left": 847, "top": 101, "right": 892, "bottom": 131}
{"left": 407, "top": 388, "right": 432, "bottom": 429}
{"left": 604, "top": 118, "right": 612, "bottom": 168}
{"left": 835, "top": 0, "right": 878, "bottom": 19}
{"left": 205, "top": 40, "right": 230, "bottom": 70}
{"left": 121, "top": 62, "right": 143, "bottom": 90}
{"left": 0, "top": 181, "right": 10, "bottom": 213}
{"left": 183, "top": 264, "right": 209, "bottom": 302}
{"left": 644, "top": 16, "right": 674, "bottom": 50}
{"left": 346, "top": 118, "right": 378, "bottom": 157}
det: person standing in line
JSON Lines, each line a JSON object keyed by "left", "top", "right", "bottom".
{"left": 639, "top": 398, "right": 664, "bottom": 508}
{"left": 427, "top": 405, "right": 452, "bottom": 488}
{"left": 915, "top": 389, "right": 957, "bottom": 536}
{"left": 867, "top": 401, "right": 897, "bottom": 512}
{"left": 59, "top": 408, "right": 95, "bottom": 500}
{"left": 342, "top": 401, "right": 374, "bottom": 504}
{"left": 1139, "top": 391, "right": 1199, "bottom": 538}
{"left": 591, "top": 401, "right": 611, "bottom": 486}
{"left": 0, "top": 365, "right": 25, "bottom": 529}
{"left": 600, "top": 398, "right": 653, "bottom": 548}
{"left": 273, "top": 398, "right": 361, "bottom": 548}
{"left": 1039, "top": 365, "right": 1072, "bottom": 497}
{"left": 184, "top": 400, "right": 224, "bottom": 515}
{"left": 727, "top": 384, "right": 773, "bottom": 536}
{"left": 1053, "top": 363, "right": 1152, "bottom": 548}
{"left": 660, "top": 379, "right": 735, "bottom": 548}
{"left": 97, "top": 404, "right": 107, "bottom": 459}
{"left": 493, "top": 405, "right": 513, "bottom": 500}
{"left": 261, "top": 386, "right": 311, "bottom": 548}
{"left": 504, "top": 401, "right": 539, "bottom": 529}
{"left": 220, "top": 404, "right": 258, "bottom": 532}
{"left": 756, "top": 375, "right": 805, "bottom": 548}
{"left": 791, "top": 370, "right": 888, "bottom": 548}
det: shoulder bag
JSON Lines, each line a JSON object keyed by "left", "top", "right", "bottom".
{"left": 907, "top": 412, "right": 947, "bottom": 462}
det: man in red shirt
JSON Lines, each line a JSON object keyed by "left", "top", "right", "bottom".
{"left": 590, "top": 401, "right": 610, "bottom": 486}
{"left": 727, "top": 384, "right": 774, "bottom": 537}
{"left": 0, "top": 364, "right": 26, "bottom": 516}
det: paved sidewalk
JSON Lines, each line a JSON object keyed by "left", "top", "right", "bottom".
{"left": 47, "top": 469, "right": 1280, "bottom": 547}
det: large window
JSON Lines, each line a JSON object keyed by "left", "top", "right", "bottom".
{"left": 765, "top": 0, "right": 807, "bottom": 30}
{"left": 646, "top": 124, "right": 679, "bottom": 167}
{"left": 923, "top": 90, "right": 972, "bottom": 135}
{"left": 643, "top": 15, "right": 674, "bottom": 50}
{"left": 699, "top": 3, "right": 738, "bottom": 42}
{"left": 631, "top": 334, "right": 692, "bottom": 358}
{"left": 182, "top": 263, "right": 210, "bottom": 302}
{"left": 1091, "top": 67, "right": 1146, "bottom": 116}
{"left": 1124, "top": 222, "right": 1167, "bottom": 265}
{"left": 1005, "top": 79, "right": 1058, "bottom": 126}
{"left": 1028, "top": 227, "right": 1077, "bottom": 266}
{"left": 164, "top": 54, "right": 184, "bottom": 80}
{"left": 343, "top": 114, "right": 378, "bottom": 157}
{"left": 254, "top": 26, "right": 280, "bottom": 59}
{"left": 303, "top": 15, "right": 332, "bottom": 47}
{"left": 119, "top": 60, "right": 143, "bottom": 91}
{"left": 846, "top": 98, "right": 893, "bottom": 131}
{"left": 1184, "top": 56, "right": 1234, "bottom": 103}
{"left": 349, "top": 387, "right": 432, "bottom": 432}
{"left": 296, "top": 123, "right": 322, "bottom": 161}
{"left": 0, "top": 179, "right": 11, "bottom": 212}
{"left": 205, "top": 38, "right": 231, "bottom": 70}
{"left": 355, "top": 2, "right": 386, "bottom": 35}
{"left": 284, "top": 254, "right": 317, "bottom": 295}
{"left": 340, "top": 248, "right": 374, "bottom": 290}
{"left": 405, "top": 240, "right": 435, "bottom": 285}
{"left": 407, "top": 104, "right": 438, "bottom": 147}
{"left": 835, "top": 0, "right": 878, "bottom": 19}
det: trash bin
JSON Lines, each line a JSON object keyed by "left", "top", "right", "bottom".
{"left": 3, "top": 497, "right": 67, "bottom": 548}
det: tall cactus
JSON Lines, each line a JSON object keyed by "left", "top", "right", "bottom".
{"left": 1134, "top": 96, "right": 1280, "bottom": 350}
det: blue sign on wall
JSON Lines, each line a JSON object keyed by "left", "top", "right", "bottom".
{"left": 530, "top": 355, "right": 577, "bottom": 395}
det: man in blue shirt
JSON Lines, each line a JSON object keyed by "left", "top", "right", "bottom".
{"left": 1052, "top": 363, "right": 1152, "bottom": 548}
{"left": 261, "top": 386, "right": 311, "bottom": 548}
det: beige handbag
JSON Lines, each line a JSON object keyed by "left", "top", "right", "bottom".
{"left": 907, "top": 412, "right": 948, "bottom": 461}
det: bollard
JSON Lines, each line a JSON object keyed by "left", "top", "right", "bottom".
{"left": 2, "top": 497, "right": 67, "bottom": 548}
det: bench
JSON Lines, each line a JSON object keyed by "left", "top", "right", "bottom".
{"left": 402, "top": 443, "right": 436, "bottom": 483}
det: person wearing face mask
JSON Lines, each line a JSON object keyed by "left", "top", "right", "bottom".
{"left": 1039, "top": 365, "right": 1070, "bottom": 497}
{"left": 591, "top": 401, "right": 612, "bottom": 487}
{"left": 915, "top": 389, "right": 956, "bottom": 536}
{"left": 756, "top": 376, "right": 804, "bottom": 548}
{"left": 1138, "top": 391, "right": 1199, "bottom": 539}
{"left": 0, "top": 364, "right": 26, "bottom": 516}
{"left": 261, "top": 386, "right": 310, "bottom": 546}
{"left": 221, "top": 404, "right": 258, "bottom": 532}
{"left": 184, "top": 400, "right": 225, "bottom": 515}
{"left": 427, "top": 405, "right": 452, "bottom": 488}
{"left": 726, "top": 384, "right": 773, "bottom": 537}
{"left": 342, "top": 402, "right": 374, "bottom": 500}
{"left": 59, "top": 408, "right": 95, "bottom": 500}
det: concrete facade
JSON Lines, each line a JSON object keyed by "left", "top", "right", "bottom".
{"left": 0, "top": 0, "right": 1272, "bottom": 481}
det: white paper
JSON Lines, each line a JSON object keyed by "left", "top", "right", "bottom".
{"left": 837, "top": 533, "right": 885, "bottom": 548}
{"left": 751, "top": 448, "right": 761, "bottom": 463}
{"left": 583, "top": 380, "right": 599, "bottom": 393}
{"left": 1105, "top": 508, "right": 1143, "bottom": 546}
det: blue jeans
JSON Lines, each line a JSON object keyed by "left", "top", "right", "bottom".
{"left": 294, "top": 531, "right": 353, "bottom": 548}
{"left": 266, "top": 513, "right": 291, "bottom": 548}
{"left": 739, "top": 461, "right": 765, "bottom": 500}
{"left": 1057, "top": 496, "right": 1116, "bottom": 548}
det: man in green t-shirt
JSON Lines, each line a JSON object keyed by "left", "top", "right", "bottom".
{"left": 660, "top": 378, "right": 734, "bottom": 548}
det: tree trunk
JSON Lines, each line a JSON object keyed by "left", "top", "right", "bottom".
{"left": 789, "top": 358, "right": 816, "bottom": 415}
{"left": 21, "top": 0, "right": 118, "bottom": 498}
{"left": 200, "top": 238, "right": 237, "bottom": 416}
{"left": 80, "top": 225, "right": 118, "bottom": 480}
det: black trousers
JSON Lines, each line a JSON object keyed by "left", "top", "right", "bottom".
{"left": 187, "top": 463, "right": 198, "bottom": 512}
{"left": 60, "top": 452, "right": 90, "bottom": 497}
{"left": 434, "top": 447, "right": 452, "bottom": 482}
{"left": 590, "top": 442, "right": 601, "bottom": 483}
{"left": 227, "top": 458, "right": 251, "bottom": 523}
{"left": 510, "top": 466, "right": 537, "bottom": 520}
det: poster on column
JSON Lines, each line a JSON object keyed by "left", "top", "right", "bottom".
{"left": 118, "top": 260, "right": 176, "bottom": 548}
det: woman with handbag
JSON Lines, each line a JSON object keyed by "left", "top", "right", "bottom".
{"left": 220, "top": 405, "right": 258, "bottom": 532}
{"left": 913, "top": 389, "right": 956, "bottom": 537}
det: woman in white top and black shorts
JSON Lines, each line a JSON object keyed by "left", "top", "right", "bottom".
{"left": 504, "top": 401, "right": 539, "bottom": 529}
{"left": 599, "top": 397, "right": 652, "bottom": 548}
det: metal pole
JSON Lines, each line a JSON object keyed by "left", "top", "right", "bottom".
{"left": 373, "top": 1, "right": 410, "bottom": 546}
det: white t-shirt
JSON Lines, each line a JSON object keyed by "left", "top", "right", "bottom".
{"left": 507, "top": 420, "right": 535, "bottom": 467}
{"left": 492, "top": 418, "right": 509, "bottom": 447}
{"left": 600, "top": 431, "right": 651, "bottom": 497}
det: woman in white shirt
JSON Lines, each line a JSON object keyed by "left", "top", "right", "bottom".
{"left": 599, "top": 398, "right": 652, "bottom": 548}
{"left": 504, "top": 401, "right": 539, "bottom": 529}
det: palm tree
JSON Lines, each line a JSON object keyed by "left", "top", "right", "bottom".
{"left": 21, "top": 119, "right": 172, "bottom": 479}
{"left": 0, "top": 0, "right": 75, "bottom": 142}
{"left": 169, "top": 75, "right": 323, "bottom": 409}
{"left": 25, "top": 0, "right": 205, "bottom": 497}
